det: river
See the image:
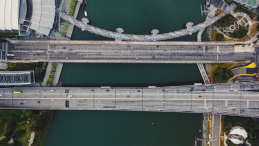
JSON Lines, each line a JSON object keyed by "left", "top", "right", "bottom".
{"left": 45, "top": 0, "right": 205, "bottom": 145}
{"left": 71, "top": 0, "right": 206, "bottom": 41}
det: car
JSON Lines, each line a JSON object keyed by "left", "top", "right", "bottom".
{"left": 51, "top": 89, "right": 55, "bottom": 91}
{"left": 202, "top": 89, "right": 205, "bottom": 91}
{"left": 20, "top": 103, "right": 23, "bottom": 105}
{"left": 135, "top": 58, "right": 139, "bottom": 59}
{"left": 241, "top": 110, "right": 245, "bottom": 112}
{"left": 24, "top": 101, "right": 27, "bottom": 103}
{"left": 43, "top": 96, "right": 46, "bottom": 98}
{"left": 65, "top": 100, "right": 69, "bottom": 108}
{"left": 67, "top": 97, "right": 70, "bottom": 98}
{"left": 0, "top": 95, "right": 2, "bottom": 96}
{"left": 176, "top": 90, "right": 179, "bottom": 93}
{"left": 199, "top": 96, "right": 202, "bottom": 97}
{"left": 51, "top": 99, "right": 54, "bottom": 101}
{"left": 127, "top": 45, "right": 130, "bottom": 47}
{"left": 232, "top": 109, "right": 235, "bottom": 111}
{"left": 37, "top": 101, "right": 40, "bottom": 103}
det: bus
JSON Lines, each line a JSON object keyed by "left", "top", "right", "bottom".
{"left": 14, "top": 91, "right": 22, "bottom": 93}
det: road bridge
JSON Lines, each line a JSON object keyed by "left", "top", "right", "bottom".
{"left": 3, "top": 42, "right": 255, "bottom": 63}
{"left": 1, "top": 82, "right": 259, "bottom": 117}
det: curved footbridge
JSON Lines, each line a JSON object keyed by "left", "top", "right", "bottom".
{"left": 1, "top": 82, "right": 259, "bottom": 117}
{"left": 59, "top": 12, "right": 227, "bottom": 41}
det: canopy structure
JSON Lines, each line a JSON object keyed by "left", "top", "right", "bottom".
{"left": 30, "top": 0, "right": 55, "bottom": 35}
{"left": 229, "top": 138, "right": 243, "bottom": 144}
{"left": 0, "top": 0, "right": 20, "bottom": 31}
{"left": 229, "top": 127, "right": 248, "bottom": 139}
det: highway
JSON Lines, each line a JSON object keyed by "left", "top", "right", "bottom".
{"left": 1, "top": 82, "right": 259, "bottom": 117}
{"left": 5, "top": 44, "right": 255, "bottom": 63}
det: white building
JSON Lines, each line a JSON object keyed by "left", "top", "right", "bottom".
{"left": 0, "top": 0, "right": 56, "bottom": 36}
{"left": 0, "top": 0, "right": 20, "bottom": 32}
{"left": 228, "top": 126, "right": 248, "bottom": 145}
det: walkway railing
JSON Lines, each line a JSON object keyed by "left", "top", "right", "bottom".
{"left": 197, "top": 63, "right": 210, "bottom": 84}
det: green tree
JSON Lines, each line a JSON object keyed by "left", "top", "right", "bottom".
{"left": 213, "top": 67, "right": 234, "bottom": 83}
{"left": 216, "top": 34, "right": 224, "bottom": 41}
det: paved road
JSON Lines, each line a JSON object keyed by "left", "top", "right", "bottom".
{"left": 6, "top": 44, "right": 254, "bottom": 63}
{"left": 0, "top": 83, "right": 259, "bottom": 117}
{"left": 213, "top": 114, "right": 220, "bottom": 146}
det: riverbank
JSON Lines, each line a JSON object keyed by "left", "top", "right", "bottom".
{"left": 42, "top": 63, "right": 63, "bottom": 86}
{"left": 0, "top": 110, "right": 53, "bottom": 146}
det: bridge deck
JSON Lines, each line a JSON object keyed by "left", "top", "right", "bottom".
{"left": 1, "top": 82, "right": 259, "bottom": 117}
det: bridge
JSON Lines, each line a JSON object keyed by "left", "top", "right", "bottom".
{"left": 2, "top": 41, "right": 256, "bottom": 64}
{"left": 59, "top": 12, "right": 227, "bottom": 41}
{"left": 1, "top": 82, "right": 259, "bottom": 117}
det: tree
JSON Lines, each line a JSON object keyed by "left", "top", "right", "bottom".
{"left": 32, "top": 114, "right": 46, "bottom": 131}
{"left": 0, "top": 110, "right": 22, "bottom": 121}
{"left": 21, "top": 110, "right": 33, "bottom": 118}
{"left": 213, "top": 67, "right": 234, "bottom": 83}
{"left": 216, "top": 34, "right": 224, "bottom": 41}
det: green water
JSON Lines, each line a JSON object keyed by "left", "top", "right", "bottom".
{"left": 59, "top": 63, "right": 203, "bottom": 87}
{"left": 45, "top": 111, "right": 202, "bottom": 146}
{"left": 45, "top": 0, "right": 205, "bottom": 145}
{"left": 72, "top": 0, "right": 206, "bottom": 41}
{"left": 44, "top": 63, "right": 203, "bottom": 146}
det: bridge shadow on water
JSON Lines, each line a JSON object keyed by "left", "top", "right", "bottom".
{"left": 59, "top": 63, "right": 203, "bottom": 87}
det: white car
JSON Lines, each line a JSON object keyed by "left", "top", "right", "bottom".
{"left": 24, "top": 101, "right": 28, "bottom": 103}
{"left": 51, "top": 89, "right": 55, "bottom": 92}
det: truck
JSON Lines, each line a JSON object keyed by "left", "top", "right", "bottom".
{"left": 206, "top": 86, "right": 214, "bottom": 89}
{"left": 67, "top": 95, "right": 73, "bottom": 98}
{"left": 14, "top": 91, "right": 22, "bottom": 93}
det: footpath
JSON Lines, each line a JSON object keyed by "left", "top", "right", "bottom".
{"left": 42, "top": 63, "right": 63, "bottom": 86}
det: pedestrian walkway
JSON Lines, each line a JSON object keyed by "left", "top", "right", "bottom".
{"left": 197, "top": 63, "right": 210, "bottom": 84}
{"left": 53, "top": 63, "right": 63, "bottom": 86}
{"left": 42, "top": 63, "right": 63, "bottom": 86}
{"left": 42, "top": 63, "right": 52, "bottom": 86}
{"left": 59, "top": 10, "right": 227, "bottom": 41}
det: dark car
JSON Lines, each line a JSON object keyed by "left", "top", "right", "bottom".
{"left": 65, "top": 100, "right": 69, "bottom": 108}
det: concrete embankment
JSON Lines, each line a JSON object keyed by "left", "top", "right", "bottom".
{"left": 53, "top": 63, "right": 63, "bottom": 86}
{"left": 42, "top": 63, "right": 63, "bottom": 86}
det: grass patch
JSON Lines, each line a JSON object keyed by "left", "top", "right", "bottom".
{"left": 216, "top": 9, "right": 224, "bottom": 15}
{"left": 7, "top": 63, "right": 36, "bottom": 71}
{"left": 223, "top": 36, "right": 250, "bottom": 42}
{"left": 211, "top": 28, "right": 219, "bottom": 41}
{"left": 0, "top": 121, "right": 6, "bottom": 135}
{"left": 242, "top": 18, "right": 248, "bottom": 23}
{"left": 38, "top": 111, "right": 53, "bottom": 146}
{"left": 15, "top": 120, "right": 34, "bottom": 146}
{"left": 250, "top": 23, "right": 258, "bottom": 36}
{"left": 210, "top": 62, "right": 247, "bottom": 83}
